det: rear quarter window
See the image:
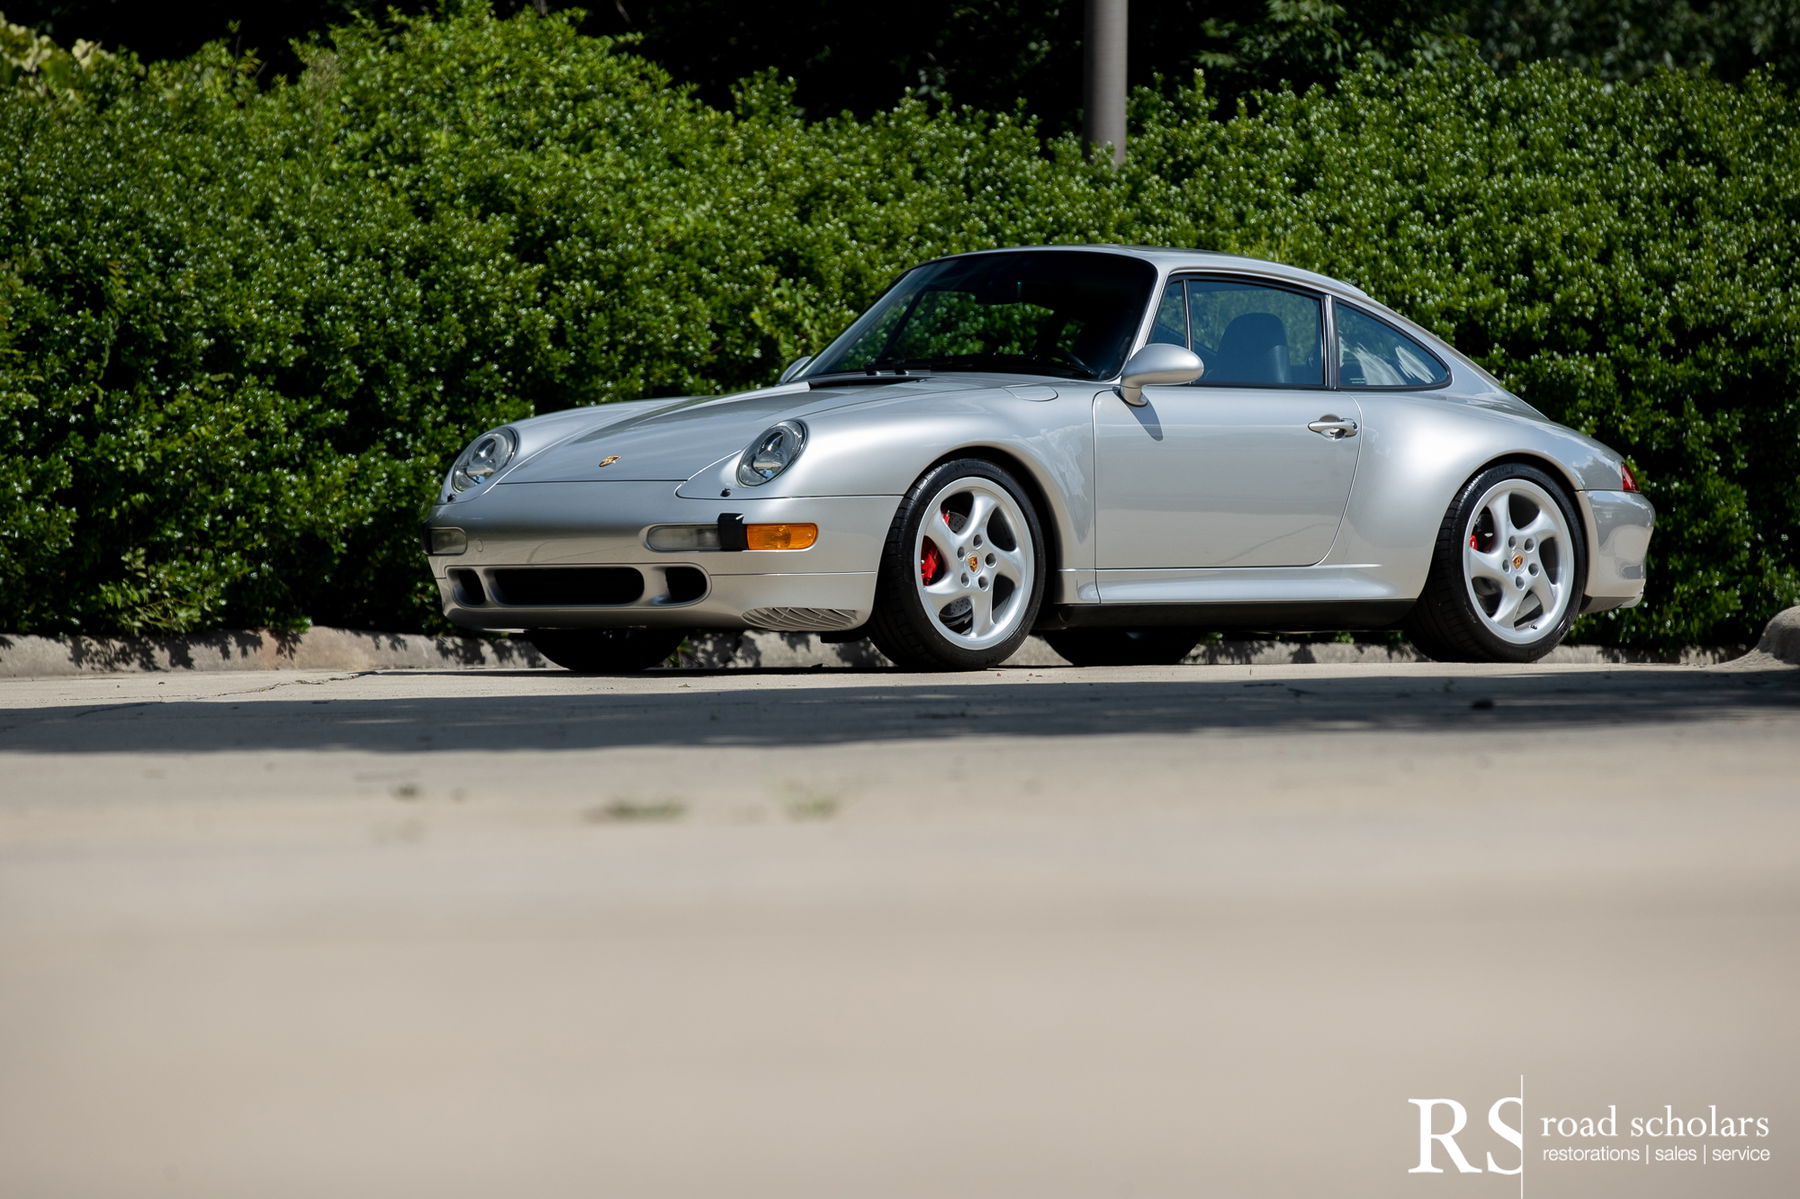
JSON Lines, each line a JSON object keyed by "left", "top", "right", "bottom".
{"left": 1335, "top": 303, "right": 1449, "bottom": 388}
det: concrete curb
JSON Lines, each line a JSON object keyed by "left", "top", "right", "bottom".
{"left": 0, "top": 627, "right": 547, "bottom": 677}
{"left": 0, "top": 619, "right": 1766, "bottom": 678}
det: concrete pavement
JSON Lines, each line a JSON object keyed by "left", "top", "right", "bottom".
{"left": 2, "top": 656, "right": 1796, "bottom": 1197}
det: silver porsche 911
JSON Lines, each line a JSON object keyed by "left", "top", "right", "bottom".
{"left": 422, "top": 245, "right": 1654, "bottom": 671}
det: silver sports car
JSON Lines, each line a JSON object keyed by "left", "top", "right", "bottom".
{"left": 423, "top": 245, "right": 1654, "bottom": 671}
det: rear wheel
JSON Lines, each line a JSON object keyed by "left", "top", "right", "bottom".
{"left": 526, "top": 628, "right": 685, "bottom": 673}
{"left": 1044, "top": 628, "right": 1198, "bottom": 667}
{"left": 868, "top": 458, "right": 1045, "bottom": 671}
{"left": 1405, "top": 464, "right": 1584, "bottom": 663}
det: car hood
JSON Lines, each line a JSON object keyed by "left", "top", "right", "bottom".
{"left": 500, "top": 375, "right": 1027, "bottom": 483}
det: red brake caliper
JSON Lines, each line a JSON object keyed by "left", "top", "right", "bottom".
{"left": 920, "top": 542, "right": 942, "bottom": 585}
{"left": 920, "top": 509, "right": 951, "bottom": 584}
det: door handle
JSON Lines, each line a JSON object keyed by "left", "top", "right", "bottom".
{"left": 1307, "top": 416, "right": 1359, "bottom": 440}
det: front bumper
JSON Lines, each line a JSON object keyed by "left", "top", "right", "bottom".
{"left": 1578, "top": 488, "right": 1656, "bottom": 613}
{"left": 423, "top": 481, "right": 897, "bottom": 632}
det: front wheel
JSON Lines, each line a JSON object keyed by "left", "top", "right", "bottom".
{"left": 1044, "top": 628, "right": 1198, "bottom": 667}
{"left": 868, "top": 459, "right": 1046, "bottom": 670}
{"left": 1405, "top": 464, "right": 1585, "bottom": 663}
{"left": 526, "top": 628, "right": 686, "bottom": 673}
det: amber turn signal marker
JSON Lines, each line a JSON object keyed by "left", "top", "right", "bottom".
{"left": 744, "top": 523, "right": 818, "bottom": 550}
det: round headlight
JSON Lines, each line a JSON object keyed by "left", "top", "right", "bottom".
{"left": 449, "top": 427, "right": 518, "bottom": 493}
{"left": 737, "top": 420, "right": 808, "bottom": 487}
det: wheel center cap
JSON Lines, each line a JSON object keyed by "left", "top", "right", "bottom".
{"left": 967, "top": 555, "right": 980, "bottom": 571}
{"left": 1512, "top": 553, "right": 1525, "bottom": 569}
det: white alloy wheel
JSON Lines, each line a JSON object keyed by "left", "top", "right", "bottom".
{"left": 1407, "top": 462, "right": 1586, "bottom": 663}
{"left": 869, "top": 458, "right": 1045, "bottom": 671}
{"left": 912, "top": 474, "right": 1036, "bottom": 652}
{"left": 1461, "top": 476, "right": 1577, "bottom": 645}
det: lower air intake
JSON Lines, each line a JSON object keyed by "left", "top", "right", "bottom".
{"left": 490, "top": 567, "right": 644, "bottom": 606}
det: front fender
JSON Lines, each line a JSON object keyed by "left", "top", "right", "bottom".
{"left": 677, "top": 385, "right": 1100, "bottom": 590}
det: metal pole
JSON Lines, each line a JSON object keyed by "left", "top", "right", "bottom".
{"left": 1083, "top": 0, "right": 1127, "bottom": 166}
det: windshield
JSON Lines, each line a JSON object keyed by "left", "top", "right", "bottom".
{"left": 805, "top": 250, "right": 1157, "bottom": 382}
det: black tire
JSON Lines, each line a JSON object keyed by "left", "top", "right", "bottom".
{"left": 1405, "top": 463, "right": 1586, "bottom": 663}
{"left": 526, "top": 628, "right": 685, "bottom": 673}
{"left": 868, "top": 458, "right": 1046, "bottom": 671}
{"left": 1044, "top": 628, "right": 1198, "bottom": 667}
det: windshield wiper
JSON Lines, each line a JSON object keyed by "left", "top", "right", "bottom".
{"left": 874, "top": 353, "right": 1092, "bottom": 381}
{"left": 805, "top": 366, "right": 934, "bottom": 388}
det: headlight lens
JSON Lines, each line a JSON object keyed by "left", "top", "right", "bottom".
{"left": 736, "top": 420, "right": 808, "bottom": 487}
{"left": 449, "top": 427, "right": 518, "bottom": 493}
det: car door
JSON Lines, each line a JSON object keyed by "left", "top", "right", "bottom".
{"left": 1093, "top": 276, "right": 1362, "bottom": 591}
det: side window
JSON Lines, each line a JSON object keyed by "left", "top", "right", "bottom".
{"left": 1335, "top": 304, "right": 1449, "bottom": 388}
{"left": 1180, "top": 279, "right": 1324, "bottom": 387}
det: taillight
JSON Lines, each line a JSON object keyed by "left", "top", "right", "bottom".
{"left": 1621, "top": 462, "right": 1639, "bottom": 492}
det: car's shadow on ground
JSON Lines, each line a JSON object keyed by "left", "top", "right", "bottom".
{"left": 3, "top": 666, "right": 1796, "bottom": 755}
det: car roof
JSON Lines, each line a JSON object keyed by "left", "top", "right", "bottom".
{"left": 932, "top": 244, "right": 1376, "bottom": 302}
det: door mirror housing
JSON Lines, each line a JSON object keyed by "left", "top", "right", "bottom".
{"left": 1117, "top": 344, "right": 1203, "bottom": 406}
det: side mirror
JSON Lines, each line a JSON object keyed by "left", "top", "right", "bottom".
{"left": 778, "top": 355, "right": 814, "bottom": 384}
{"left": 1117, "top": 344, "right": 1203, "bottom": 407}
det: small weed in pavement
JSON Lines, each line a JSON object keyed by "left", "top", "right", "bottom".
{"left": 584, "top": 798, "right": 687, "bottom": 824}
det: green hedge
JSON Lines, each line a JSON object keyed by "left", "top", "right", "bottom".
{"left": 2, "top": 3, "right": 1795, "bottom": 645}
